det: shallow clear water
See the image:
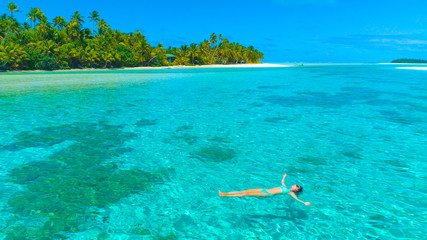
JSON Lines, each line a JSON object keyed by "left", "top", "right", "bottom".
{"left": 0, "top": 65, "right": 426, "bottom": 239}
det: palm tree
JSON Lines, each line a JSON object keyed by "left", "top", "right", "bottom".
{"left": 209, "top": 33, "right": 219, "bottom": 64}
{"left": 218, "top": 37, "right": 229, "bottom": 64}
{"left": 188, "top": 43, "right": 197, "bottom": 64}
{"left": 7, "top": 2, "right": 20, "bottom": 18}
{"left": 36, "top": 40, "right": 58, "bottom": 55}
{"left": 68, "top": 11, "right": 84, "bottom": 41}
{"left": 0, "top": 17, "right": 13, "bottom": 45}
{"left": 172, "top": 44, "right": 190, "bottom": 65}
{"left": 210, "top": 33, "right": 217, "bottom": 47}
{"left": 197, "top": 40, "right": 210, "bottom": 64}
{"left": 53, "top": 16, "right": 66, "bottom": 30}
{"left": 96, "top": 19, "right": 110, "bottom": 35}
{"left": 0, "top": 42, "right": 28, "bottom": 69}
{"left": 88, "top": 11, "right": 100, "bottom": 22}
{"left": 35, "top": 8, "right": 45, "bottom": 25}
{"left": 88, "top": 11, "right": 100, "bottom": 34}
{"left": 146, "top": 43, "right": 166, "bottom": 66}
{"left": 25, "top": 7, "right": 44, "bottom": 28}
{"left": 27, "top": 7, "right": 40, "bottom": 27}
{"left": 71, "top": 11, "right": 84, "bottom": 27}
{"left": 22, "top": 22, "right": 31, "bottom": 30}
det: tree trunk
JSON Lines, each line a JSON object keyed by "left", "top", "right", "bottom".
{"left": 210, "top": 48, "right": 218, "bottom": 64}
{"left": 145, "top": 56, "right": 156, "bottom": 66}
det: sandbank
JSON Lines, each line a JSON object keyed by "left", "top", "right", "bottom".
{"left": 396, "top": 67, "right": 427, "bottom": 71}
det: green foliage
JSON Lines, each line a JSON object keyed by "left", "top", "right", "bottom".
{"left": 115, "top": 44, "right": 138, "bottom": 67}
{"left": 1, "top": 5, "right": 264, "bottom": 70}
{"left": 34, "top": 54, "right": 60, "bottom": 70}
{"left": 0, "top": 42, "right": 29, "bottom": 70}
{"left": 391, "top": 58, "right": 427, "bottom": 63}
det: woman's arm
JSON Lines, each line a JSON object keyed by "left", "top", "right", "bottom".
{"left": 288, "top": 192, "right": 311, "bottom": 206}
{"left": 281, "top": 173, "right": 287, "bottom": 188}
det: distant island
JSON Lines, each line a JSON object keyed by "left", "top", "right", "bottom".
{"left": 0, "top": 3, "right": 264, "bottom": 71}
{"left": 391, "top": 58, "right": 427, "bottom": 63}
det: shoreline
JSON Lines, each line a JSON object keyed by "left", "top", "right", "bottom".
{"left": 396, "top": 67, "right": 427, "bottom": 71}
{"left": 1, "top": 63, "right": 292, "bottom": 74}
{"left": 378, "top": 63, "right": 427, "bottom": 65}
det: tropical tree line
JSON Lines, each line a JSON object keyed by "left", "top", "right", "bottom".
{"left": 391, "top": 58, "right": 427, "bottom": 63}
{"left": 166, "top": 33, "right": 264, "bottom": 66}
{"left": 0, "top": 3, "right": 264, "bottom": 71}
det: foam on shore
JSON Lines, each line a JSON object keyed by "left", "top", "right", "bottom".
{"left": 396, "top": 67, "right": 427, "bottom": 71}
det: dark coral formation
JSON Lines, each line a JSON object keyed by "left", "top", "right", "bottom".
{"left": 4, "top": 122, "right": 169, "bottom": 239}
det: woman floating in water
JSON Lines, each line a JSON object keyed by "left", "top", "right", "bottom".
{"left": 218, "top": 173, "right": 311, "bottom": 206}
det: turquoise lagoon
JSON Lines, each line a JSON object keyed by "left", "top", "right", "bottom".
{"left": 0, "top": 65, "right": 426, "bottom": 239}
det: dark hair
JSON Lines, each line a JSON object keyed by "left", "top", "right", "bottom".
{"left": 295, "top": 185, "right": 303, "bottom": 195}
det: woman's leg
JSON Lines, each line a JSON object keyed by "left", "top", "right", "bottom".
{"left": 219, "top": 190, "right": 245, "bottom": 197}
{"left": 219, "top": 189, "right": 267, "bottom": 197}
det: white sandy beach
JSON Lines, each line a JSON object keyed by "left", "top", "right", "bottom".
{"left": 396, "top": 67, "right": 427, "bottom": 71}
{"left": 127, "top": 63, "right": 292, "bottom": 70}
{"left": 175, "top": 63, "right": 290, "bottom": 68}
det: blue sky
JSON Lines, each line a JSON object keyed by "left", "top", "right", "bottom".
{"left": 6, "top": 0, "right": 427, "bottom": 63}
